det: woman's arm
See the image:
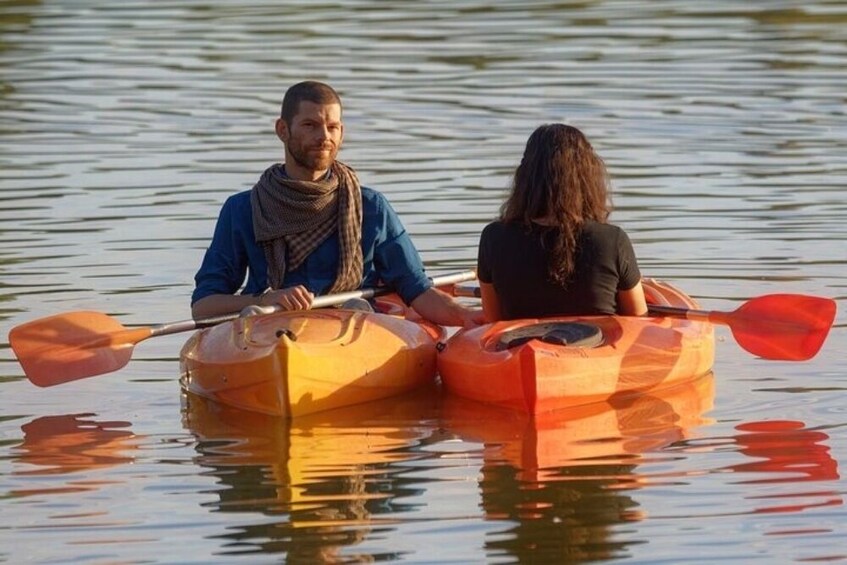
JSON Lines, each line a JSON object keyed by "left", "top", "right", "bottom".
{"left": 617, "top": 281, "right": 648, "bottom": 316}
{"left": 479, "top": 281, "right": 503, "bottom": 322}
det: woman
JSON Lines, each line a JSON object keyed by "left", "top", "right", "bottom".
{"left": 477, "top": 124, "right": 648, "bottom": 321}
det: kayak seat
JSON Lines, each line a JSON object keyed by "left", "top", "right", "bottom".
{"left": 496, "top": 322, "right": 604, "bottom": 351}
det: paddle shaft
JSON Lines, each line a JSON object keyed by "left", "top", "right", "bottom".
{"left": 648, "top": 305, "right": 728, "bottom": 324}
{"left": 453, "top": 284, "right": 482, "bottom": 299}
{"left": 149, "top": 269, "right": 478, "bottom": 338}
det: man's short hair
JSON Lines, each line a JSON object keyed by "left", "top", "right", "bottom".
{"left": 280, "top": 81, "right": 342, "bottom": 124}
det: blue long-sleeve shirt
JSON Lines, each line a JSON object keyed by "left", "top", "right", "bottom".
{"left": 191, "top": 186, "right": 431, "bottom": 305}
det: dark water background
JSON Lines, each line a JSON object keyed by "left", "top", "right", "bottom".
{"left": 1, "top": 1, "right": 845, "bottom": 562}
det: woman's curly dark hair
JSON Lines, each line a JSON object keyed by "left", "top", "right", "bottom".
{"left": 501, "top": 124, "right": 612, "bottom": 285}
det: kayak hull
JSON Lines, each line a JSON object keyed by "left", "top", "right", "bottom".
{"left": 179, "top": 297, "right": 444, "bottom": 417}
{"left": 437, "top": 279, "right": 715, "bottom": 414}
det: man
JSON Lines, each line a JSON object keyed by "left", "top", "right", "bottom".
{"left": 191, "top": 81, "right": 481, "bottom": 327}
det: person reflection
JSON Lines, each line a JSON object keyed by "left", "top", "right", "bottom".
{"left": 182, "top": 386, "right": 441, "bottom": 562}
{"left": 440, "top": 374, "right": 715, "bottom": 562}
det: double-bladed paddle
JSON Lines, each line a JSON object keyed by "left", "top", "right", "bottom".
{"left": 453, "top": 283, "right": 836, "bottom": 361}
{"left": 9, "top": 270, "right": 477, "bottom": 388}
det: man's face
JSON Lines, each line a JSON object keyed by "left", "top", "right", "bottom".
{"left": 278, "top": 101, "right": 344, "bottom": 176}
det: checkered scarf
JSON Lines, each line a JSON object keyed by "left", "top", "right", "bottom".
{"left": 250, "top": 162, "right": 363, "bottom": 293}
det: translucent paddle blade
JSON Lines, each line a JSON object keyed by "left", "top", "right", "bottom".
{"left": 8, "top": 311, "right": 145, "bottom": 387}
{"left": 730, "top": 295, "right": 836, "bottom": 361}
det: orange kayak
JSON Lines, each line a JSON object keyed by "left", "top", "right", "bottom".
{"left": 437, "top": 279, "right": 715, "bottom": 414}
{"left": 179, "top": 297, "right": 444, "bottom": 417}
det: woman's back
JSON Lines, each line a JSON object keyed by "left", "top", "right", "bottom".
{"left": 477, "top": 219, "right": 641, "bottom": 319}
{"left": 478, "top": 123, "right": 647, "bottom": 321}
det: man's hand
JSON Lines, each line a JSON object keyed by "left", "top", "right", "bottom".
{"left": 261, "top": 285, "right": 315, "bottom": 310}
{"left": 462, "top": 308, "right": 487, "bottom": 329}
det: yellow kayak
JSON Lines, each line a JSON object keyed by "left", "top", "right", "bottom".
{"left": 179, "top": 297, "right": 444, "bottom": 417}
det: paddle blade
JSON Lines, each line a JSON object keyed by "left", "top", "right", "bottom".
{"left": 728, "top": 294, "right": 836, "bottom": 361}
{"left": 8, "top": 311, "right": 153, "bottom": 387}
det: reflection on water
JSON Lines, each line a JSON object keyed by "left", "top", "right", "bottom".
{"left": 441, "top": 376, "right": 715, "bottom": 562}
{"left": 181, "top": 374, "right": 844, "bottom": 561}
{"left": 182, "top": 384, "right": 445, "bottom": 561}
{"left": 727, "top": 420, "right": 841, "bottom": 515}
{"left": 671, "top": 418, "right": 842, "bottom": 518}
{"left": 730, "top": 420, "right": 839, "bottom": 484}
{"left": 9, "top": 414, "right": 137, "bottom": 497}
{"left": 184, "top": 377, "right": 715, "bottom": 562}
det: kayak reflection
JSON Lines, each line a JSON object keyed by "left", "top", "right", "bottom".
{"left": 182, "top": 383, "right": 445, "bottom": 562}
{"left": 183, "top": 375, "right": 715, "bottom": 562}
{"left": 438, "top": 374, "right": 716, "bottom": 562}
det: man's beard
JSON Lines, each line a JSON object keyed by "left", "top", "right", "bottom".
{"left": 288, "top": 141, "right": 337, "bottom": 172}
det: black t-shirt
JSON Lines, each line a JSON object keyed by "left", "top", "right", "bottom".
{"left": 477, "top": 220, "right": 641, "bottom": 319}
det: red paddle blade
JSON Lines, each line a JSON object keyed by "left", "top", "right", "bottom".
{"left": 8, "top": 311, "right": 153, "bottom": 387}
{"left": 728, "top": 295, "right": 836, "bottom": 361}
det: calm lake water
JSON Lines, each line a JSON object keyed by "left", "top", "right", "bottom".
{"left": 1, "top": 1, "right": 845, "bottom": 563}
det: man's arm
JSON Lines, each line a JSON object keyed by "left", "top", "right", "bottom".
{"left": 364, "top": 190, "right": 483, "bottom": 327}
{"left": 410, "top": 287, "right": 485, "bottom": 328}
{"left": 191, "top": 194, "right": 255, "bottom": 319}
{"left": 192, "top": 286, "right": 315, "bottom": 319}
{"left": 192, "top": 293, "right": 261, "bottom": 319}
